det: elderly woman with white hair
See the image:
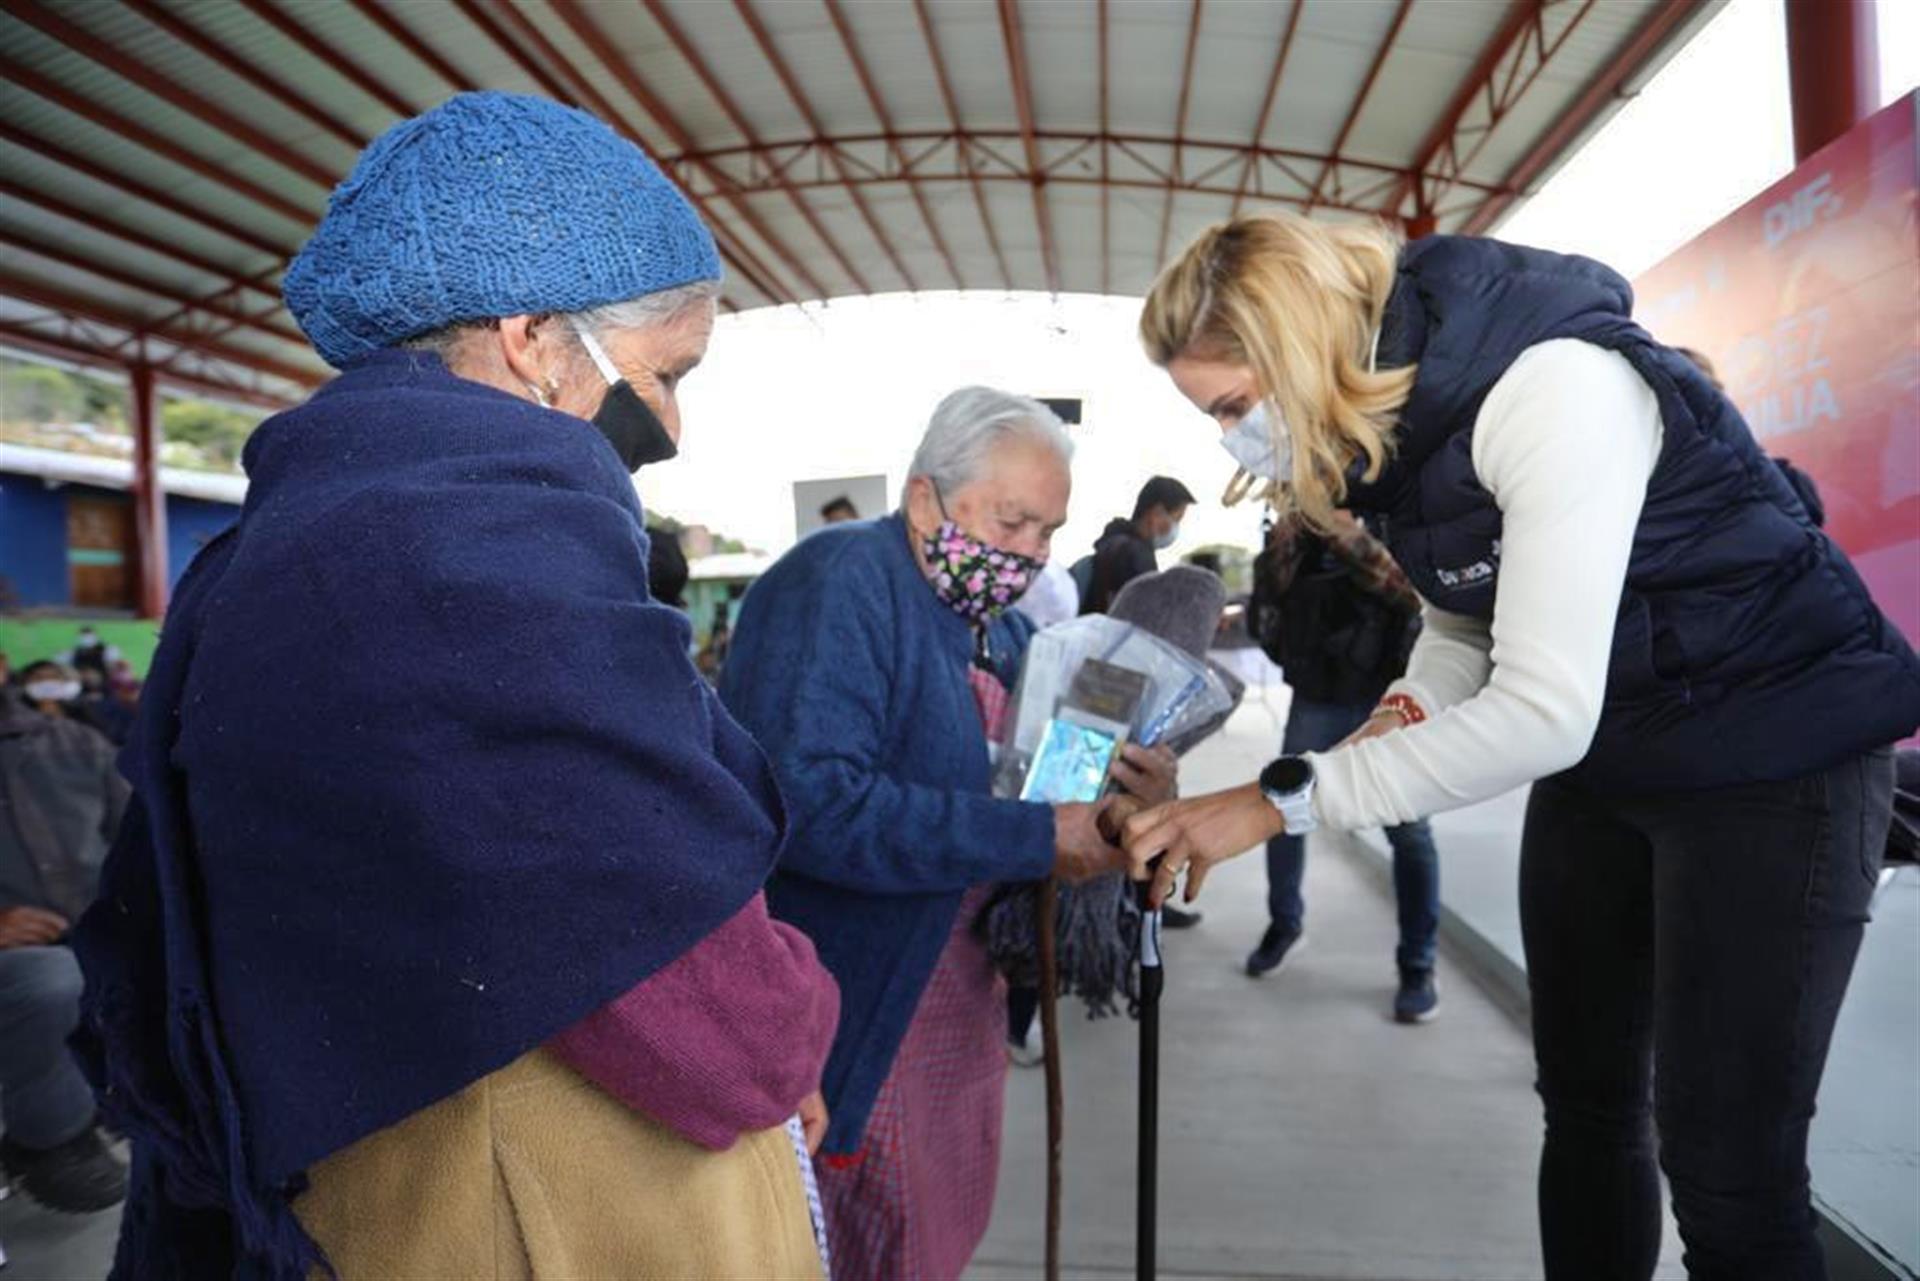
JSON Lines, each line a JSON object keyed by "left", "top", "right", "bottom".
{"left": 70, "top": 93, "right": 838, "bottom": 1280}
{"left": 723, "top": 387, "right": 1171, "bottom": 1277}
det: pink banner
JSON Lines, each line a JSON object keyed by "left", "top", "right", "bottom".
{"left": 1636, "top": 92, "right": 1920, "bottom": 645}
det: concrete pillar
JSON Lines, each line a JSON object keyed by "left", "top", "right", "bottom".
{"left": 1784, "top": 0, "right": 1880, "bottom": 163}
{"left": 129, "top": 363, "right": 169, "bottom": 619}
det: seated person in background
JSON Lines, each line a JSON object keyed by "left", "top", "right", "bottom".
{"left": 820, "top": 494, "right": 861, "bottom": 525}
{"left": 722, "top": 387, "right": 1169, "bottom": 1279}
{"left": 0, "top": 687, "right": 128, "bottom": 1212}
{"left": 1079, "top": 474, "right": 1196, "bottom": 616}
{"left": 18, "top": 660, "right": 119, "bottom": 747}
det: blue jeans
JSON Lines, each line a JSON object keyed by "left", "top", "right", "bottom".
{"left": 0, "top": 944, "right": 95, "bottom": 1150}
{"left": 1265, "top": 696, "right": 1440, "bottom": 973}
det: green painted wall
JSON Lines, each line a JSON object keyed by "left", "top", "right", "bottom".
{"left": 0, "top": 618, "right": 160, "bottom": 676}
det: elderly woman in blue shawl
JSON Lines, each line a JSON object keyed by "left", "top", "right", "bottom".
{"left": 722, "top": 389, "right": 1178, "bottom": 1277}
{"left": 69, "top": 94, "right": 838, "bottom": 1279}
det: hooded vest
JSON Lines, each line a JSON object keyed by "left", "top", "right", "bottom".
{"left": 1344, "top": 236, "right": 1920, "bottom": 792}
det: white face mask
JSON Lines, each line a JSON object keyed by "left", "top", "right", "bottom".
{"left": 1153, "top": 521, "right": 1181, "bottom": 551}
{"left": 25, "top": 680, "right": 81, "bottom": 703}
{"left": 1220, "top": 401, "right": 1291, "bottom": 482}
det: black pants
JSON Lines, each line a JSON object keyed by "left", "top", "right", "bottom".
{"left": 1520, "top": 749, "right": 1892, "bottom": 1281}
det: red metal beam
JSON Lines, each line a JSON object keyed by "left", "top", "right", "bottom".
{"left": 1156, "top": 0, "right": 1207, "bottom": 269}
{"left": 1, "top": 57, "right": 315, "bottom": 227}
{"left": 0, "top": 122, "right": 296, "bottom": 260}
{"left": 0, "top": 224, "right": 301, "bottom": 348}
{"left": 346, "top": 0, "right": 478, "bottom": 92}
{"left": 0, "top": 182, "right": 291, "bottom": 318}
{"left": 1384, "top": 0, "right": 1534, "bottom": 223}
{"left": 128, "top": 362, "right": 169, "bottom": 617}
{"left": 236, "top": 0, "right": 416, "bottom": 118}
{"left": 1230, "top": 0, "right": 1306, "bottom": 216}
{"left": 997, "top": 0, "right": 1060, "bottom": 295}
{"left": 1099, "top": 0, "right": 1110, "bottom": 293}
{"left": 1785, "top": 0, "right": 1879, "bottom": 162}
{"left": 1303, "top": 0, "right": 1415, "bottom": 213}
{"left": 1462, "top": 0, "right": 1699, "bottom": 234}
{"left": 0, "top": 319, "right": 296, "bottom": 410}
{"left": 913, "top": 0, "right": 1011, "bottom": 291}
{"left": 635, "top": 0, "right": 847, "bottom": 298}
{"left": 124, "top": 0, "right": 366, "bottom": 150}
{"left": 823, "top": 0, "right": 964, "bottom": 290}
{"left": 5, "top": 0, "right": 336, "bottom": 191}
{"left": 537, "top": 0, "right": 808, "bottom": 306}
{"left": 732, "top": 0, "right": 913, "bottom": 293}
{"left": 671, "top": 130, "right": 1513, "bottom": 206}
{"left": 452, "top": 0, "right": 566, "bottom": 99}
{"left": 1388, "top": 0, "right": 1598, "bottom": 229}
{"left": 0, "top": 272, "right": 323, "bottom": 386}
{"left": 464, "top": 0, "right": 791, "bottom": 307}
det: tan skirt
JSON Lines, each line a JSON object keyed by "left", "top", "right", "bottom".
{"left": 294, "top": 1047, "right": 824, "bottom": 1280}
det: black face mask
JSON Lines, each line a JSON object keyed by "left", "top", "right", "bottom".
{"left": 590, "top": 378, "right": 678, "bottom": 473}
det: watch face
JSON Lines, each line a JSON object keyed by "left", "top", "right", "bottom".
{"left": 1262, "top": 756, "right": 1313, "bottom": 796}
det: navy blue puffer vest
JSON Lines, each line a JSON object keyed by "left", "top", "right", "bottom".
{"left": 1344, "top": 236, "right": 1920, "bottom": 792}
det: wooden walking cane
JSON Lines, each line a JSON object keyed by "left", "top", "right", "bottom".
{"left": 1037, "top": 876, "right": 1064, "bottom": 1281}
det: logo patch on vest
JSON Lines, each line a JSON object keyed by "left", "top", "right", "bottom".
{"left": 1434, "top": 539, "right": 1501, "bottom": 590}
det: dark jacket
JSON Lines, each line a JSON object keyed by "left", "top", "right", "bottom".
{"left": 70, "top": 350, "right": 783, "bottom": 1278}
{"left": 0, "top": 694, "right": 126, "bottom": 920}
{"left": 720, "top": 515, "right": 1054, "bottom": 1154}
{"left": 1250, "top": 521, "right": 1421, "bottom": 706}
{"left": 1345, "top": 236, "right": 1920, "bottom": 791}
{"left": 1081, "top": 517, "right": 1157, "bottom": 615}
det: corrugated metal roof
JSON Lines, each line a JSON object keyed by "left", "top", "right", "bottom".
{"left": 0, "top": 0, "right": 1727, "bottom": 409}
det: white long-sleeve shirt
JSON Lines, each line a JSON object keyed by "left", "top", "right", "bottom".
{"left": 1308, "top": 338, "right": 1664, "bottom": 830}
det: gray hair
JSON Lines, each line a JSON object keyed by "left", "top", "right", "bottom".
{"left": 402, "top": 280, "right": 719, "bottom": 359}
{"left": 907, "top": 386, "right": 1074, "bottom": 496}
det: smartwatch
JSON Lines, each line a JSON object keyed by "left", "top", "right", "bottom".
{"left": 1258, "top": 755, "right": 1319, "bottom": 835}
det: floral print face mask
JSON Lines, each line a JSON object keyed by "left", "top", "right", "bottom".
{"left": 920, "top": 488, "right": 1042, "bottom": 624}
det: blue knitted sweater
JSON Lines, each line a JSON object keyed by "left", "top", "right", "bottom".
{"left": 720, "top": 515, "right": 1056, "bottom": 1153}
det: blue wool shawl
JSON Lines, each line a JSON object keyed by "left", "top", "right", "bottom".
{"left": 70, "top": 351, "right": 782, "bottom": 1278}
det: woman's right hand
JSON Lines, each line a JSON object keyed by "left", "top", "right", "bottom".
{"left": 1051, "top": 798, "right": 1128, "bottom": 883}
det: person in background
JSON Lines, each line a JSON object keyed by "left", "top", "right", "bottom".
{"left": 1079, "top": 475, "right": 1196, "bottom": 616}
{"left": 820, "top": 495, "right": 861, "bottom": 525}
{"left": 1078, "top": 474, "right": 1204, "bottom": 928}
{"left": 17, "top": 660, "right": 116, "bottom": 747}
{"left": 1245, "top": 510, "right": 1441, "bottom": 1022}
{"left": 0, "top": 651, "right": 13, "bottom": 688}
{"left": 0, "top": 685, "right": 129, "bottom": 1214}
{"left": 647, "top": 525, "right": 690, "bottom": 612}
{"left": 66, "top": 627, "right": 115, "bottom": 685}
{"left": 1125, "top": 211, "right": 1918, "bottom": 1280}
{"left": 70, "top": 92, "right": 836, "bottom": 1280}
{"left": 722, "top": 387, "right": 1168, "bottom": 1278}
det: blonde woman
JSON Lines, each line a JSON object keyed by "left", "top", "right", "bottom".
{"left": 1120, "top": 212, "right": 1919, "bottom": 1281}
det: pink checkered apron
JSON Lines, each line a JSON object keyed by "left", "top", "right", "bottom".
{"left": 813, "top": 664, "right": 1015, "bottom": 1280}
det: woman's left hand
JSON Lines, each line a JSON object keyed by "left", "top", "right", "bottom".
{"left": 799, "top": 1090, "right": 829, "bottom": 1154}
{"left": 1110, "top": 743, "right": 1179, "bottom": 806}
{"left": 1121, "top": 783, "right": 1286, "bottom": 908}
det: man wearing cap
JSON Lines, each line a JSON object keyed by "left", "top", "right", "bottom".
{"left": 70, "top": 93, "right": 836, "bottom": 1280}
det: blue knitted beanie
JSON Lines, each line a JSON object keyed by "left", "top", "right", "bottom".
{"left": 285, "top": 92, "right": 722, "bottom": 368}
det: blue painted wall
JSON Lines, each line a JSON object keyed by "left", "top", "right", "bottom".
{"left": 168, "top": 495, "right": 239, "bottom": 580}
{"left": 0, "top": 472, "right": 71, "bottom": 607}
{"left": 0, "top": 469, "right": 239, "bottom": 609}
